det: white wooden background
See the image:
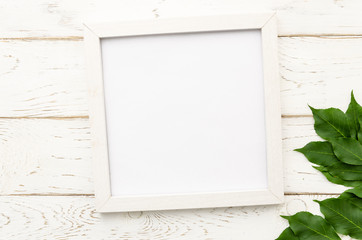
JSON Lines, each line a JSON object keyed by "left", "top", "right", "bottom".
{"left": 1, "top": 0, "right": 362, "bottom": 239}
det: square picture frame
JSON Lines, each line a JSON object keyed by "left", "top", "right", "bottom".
{"left": 84, "top": 12, "right": 283, "bottom": 213}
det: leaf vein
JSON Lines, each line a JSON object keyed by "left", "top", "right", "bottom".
{"left": 294, "top": 220, "right": 336, "bottom": 240}
{"left": 333, "top": 141, "right": 362, "bottom": 162}
{"left": 323, "top": 203, "right": 362, "bottom": 230}
{"left": 305, "top": 150, "right": 335, "bottom": 156}
{"left": 316, "top": 113, "right": 347, "bottom": 138}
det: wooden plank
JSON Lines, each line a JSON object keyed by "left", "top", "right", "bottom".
{"left": 282, "top": 117, "right": 348, "bottom": 194}
{"left": 276, "top": 0, "right": 362, "bottom": 36}
{"left": 0, "top": 117, "right": 349, "bottom": 195}
{"left": 0, "top": 0, "right": 93, "bottom": 38}
{"left": 0, "top": 118, "right": 93, "bottom": 195}
{"left": 0, "top": 40, "right": 88, "bottom": 117}
{"left": 2, "top": 0, "right": 362, "bottom": 38}
{"left": 1, "top": 36, "right": 362, "bottom": 117}
{"left": 148, "top": 0, "right": 362, "bottom": 36}
{"left": 280, "top": 36, "right": 362, "bottom": 116}
{"left": 0, "top": 195, "right": 352, "bottom": 240}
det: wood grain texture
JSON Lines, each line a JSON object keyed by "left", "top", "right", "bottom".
{"left": 0, "top": 117, "right": 348, "bottom": 195}
{"left": 0, "top": 0, "right": 94, "bottom": 38}
{"left": 1, "top": 37, "right": 362, "bottom": 117}
{"left": 0, "top": 195, "right": 353, "bottom": 240}
{"left": 0, "top": 40, "right": 88, "bottom": 117}
{"left": 1, "top": 0, "right": 361, "bottom": 238}
{"left": 2, "top": 0, "right": 362, "bottom": 37}
{"left": 280, "top": 36, "right": 362, "bottom": 116}
{"left": 282, "top": 117, "right": 349, "bottom": 194}
{"left": 0, "top": 118, "right": 93, "bottom": 195}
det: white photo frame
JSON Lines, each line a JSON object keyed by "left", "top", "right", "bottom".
{"left": 84, "top": 12, "right": 283, "bottom": 213}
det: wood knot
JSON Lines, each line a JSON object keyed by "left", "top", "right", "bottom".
{"left": 128, "top": 211, "right": 143, "bottom": 219}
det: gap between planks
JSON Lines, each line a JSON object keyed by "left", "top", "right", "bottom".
{"left": 0, "top": 116, "right": 89, "bottom": 120}
{"left": 0, "top": 36, "right": 83, "bottom": 41}
{"left": 0, "top": 115, "right": 310, "bottom": 120}
{"left": 1, "top": 34, "right": 362, "bottom": 42}
{"left": 5, "top": 193, "right": 95, "bottom": 197}
{"left": 2, "top": 193, "right": 341, "bottom": 197}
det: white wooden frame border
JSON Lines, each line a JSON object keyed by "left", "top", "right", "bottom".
{"left": 84, "top": 12, "right": 283, "bottom": 213}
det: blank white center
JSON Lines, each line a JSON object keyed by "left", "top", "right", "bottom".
{"left": 101, "top": 30, "right": 268, "bottom": 196}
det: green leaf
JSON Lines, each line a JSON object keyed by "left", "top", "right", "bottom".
{"left": 282, "top": 212, "right": 341, "bottom": 240}
{"left": 339, "top": 188, "right": 362, "bottom": 209}
{"left": 346, "top": 91, "right": 362, "bottom": 140}
{"left": 359, "top": 119, "right": 362, "bottom": 144}
{"left": 316, "top": 198, "right": 362, "bottom": 239}
{"left": 325, "top": 162, "right": 362, "bottom": 181}
{"left": 330, "top": 138, "right": 362, "bottom": 165}
{"left": 295, "top": 141, "right": 339, "bottom": 167}
{"left": 341, "top": 195, "right": 362, "bottom": 210}
{"left": 276, "top": 227, "right": 299, "bottom": 240}
{"left": 310, "top": 106, "right": 350, "bottom": 140}
{"left": 345, "top": 187, "right": 362, "bottom": 198}
{"left": 277, "top": 94, "right": 362, "bottom": 240}
{"left": 314, "top": 166, "right": 362, "bottom": 187}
